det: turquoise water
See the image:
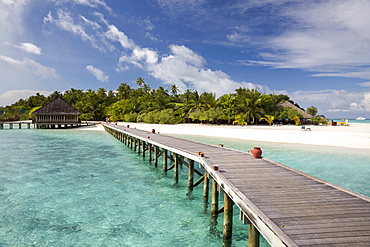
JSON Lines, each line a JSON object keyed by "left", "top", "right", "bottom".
{"left": 170, "top": 134, "right": 370, "bottom": 197}
{"left": 1, "top": 128, "right": 369, "bottom": 247}
{"left": 0, "top": 129, "right": 254, "bottom": 246}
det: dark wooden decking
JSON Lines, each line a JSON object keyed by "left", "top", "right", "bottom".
{"left": 104, "top": 124, "right": 370, "bottom": 246}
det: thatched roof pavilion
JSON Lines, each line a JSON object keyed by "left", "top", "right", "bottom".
{"left": 33, "top": 97, "right": 81, "bottom": 129}
{"left": 278, "top": 101, "right": 313, "bottom": 119}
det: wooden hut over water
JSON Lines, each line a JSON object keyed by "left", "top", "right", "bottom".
{"left": 33, "top": 97, "right": 81, "bottom": 129}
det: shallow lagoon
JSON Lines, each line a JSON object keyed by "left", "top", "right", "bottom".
{"left": 0, "top": 129, "right": 254, "bottom": 246}
{"left": 1, "top": 128, "right": 369, "bottom": 246}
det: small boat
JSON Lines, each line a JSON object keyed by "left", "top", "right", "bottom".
{"left": 356, "top": 117, "right": 366, "bottom": 120}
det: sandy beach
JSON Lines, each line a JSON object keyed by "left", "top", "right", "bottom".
{"left": 83, "top": 122, "right": 370, "bottom": 149}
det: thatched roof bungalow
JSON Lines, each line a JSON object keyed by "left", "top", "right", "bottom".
{"left": 277, "top": 101, "right": 313, "bottom": 119}
{"left": 33, "top": 97, "right": 81, "bottom": 129}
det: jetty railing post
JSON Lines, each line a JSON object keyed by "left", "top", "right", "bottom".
{"left": 163, "top": 149, "right": 168, "bottom": 175}
{"left": 174, "top": 154, "right": 179, "bottom": 183}
{"left": 248, "top": 224, "right": 260, "bottom": 247}
{"left": 188, "top": 159, "right": 194, "bottom": 192}
{"left": 223, "top": 193, "right": 234, "bottom": 244}
{"left": 211, "top": 178, "right": 219, "bottom": 217}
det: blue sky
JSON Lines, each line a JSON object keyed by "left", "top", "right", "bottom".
{"left": 1, "top": 0, "right": 370, "bottom": 118}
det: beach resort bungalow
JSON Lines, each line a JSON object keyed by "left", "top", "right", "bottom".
{"left": 32, "top": 97, "right": 81, "bottom": 129}
{"left": 278, "top": 101, "right": 313, "bottom": 122}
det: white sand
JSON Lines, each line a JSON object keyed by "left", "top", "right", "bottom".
{"left": 122, "top": 122, "right": 370, "bottom": 149}
{"left": 84, "top": 122, "right": 370, "bottom": 149}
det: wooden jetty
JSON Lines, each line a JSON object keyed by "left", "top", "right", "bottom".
{"left": 0, "top": 122, "right": 32, "bottom": 129}
{"left": 103, "top": 123, "right": 370, "bottom": 246}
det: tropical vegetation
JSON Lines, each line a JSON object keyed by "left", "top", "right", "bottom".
{"left": 0, "top": 77, "right": 317, "bottom": 125}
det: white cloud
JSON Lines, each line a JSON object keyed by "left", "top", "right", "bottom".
{"left": 105, "top": 25, "right": 136, "bottom": 50}
{"left": 357, "top": 81, "right": 370, "bottom": 87}
{"left": 0, "top": 55, "right": 59, "bottom": 79}
{"left": 145, "top": 45, "right": 267, "bottom": 96}
{"left": 248, "top": 1, "right": 370, "bottom": 80}
{"left": 86, "top": 65, "right": 108, "bottom": 82}
{"left": 285, "top": 89, "right": 370, "bottom": 117}
{"left": 0, "top": 89, "right": 53, "bottom": 107}
{"left": 16, "top": 43, "right": 42, "bottom": 55}
{"left": 53, "top": 0, "right": 112, "bottom": 12}
{"left": 0, "top": 0, "right": 28, "bottom": 40}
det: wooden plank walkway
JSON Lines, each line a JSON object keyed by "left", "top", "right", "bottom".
{"left": 104, "top": 123, "right": 370, "bottom": 246}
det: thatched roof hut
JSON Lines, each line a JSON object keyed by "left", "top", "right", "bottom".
{"left": 277, "top": 101, "right": 313, "bottom": 119}
{"left": 33, "top": 97, "right": 81, "bottom": 129}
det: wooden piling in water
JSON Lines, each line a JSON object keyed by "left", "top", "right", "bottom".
{"left": 203, "top": 171, "right": 209, "bottom": 204}
{"left": 163, "top": 149, "right": 168, "bottom": 175}
{"left": 154, "top": 146, "right": 158, "bottom": 168}
{"left": 211, "top": 178, "right": 219, "bottom": 217}
{"left": 188, "top": 159, "right": 194, "bottom": 191}
{"left": 148, "top": 143, "right": 152, "bottom": 162}
{"left": 174, "top": 154, "right": 179, "bottom": 183}
{"left": 248, "top": 224, "right": 260, "bottom": 247}
{"left": 223, "top": 193, "right": 234, "bottom": 242}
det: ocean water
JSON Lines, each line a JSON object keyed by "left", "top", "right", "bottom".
{"left": 1, "top": 128, "right": 369, "bottom": 247}
{"left": 0, "top": 129, "right": 255, "bottom": 247}
{"left": 170, "top": 134, "right": 370, "bottom": 198}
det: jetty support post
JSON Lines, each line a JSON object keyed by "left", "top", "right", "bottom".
{"left": 142, "top": 142, "right": 146, "bottom": 158}
{"left": 163, "top": 149, "right": 168, "bottom": 175}
{"left": 223, "top": 193, "right": 234, "bottom": 244}
{"left": 148, "top": 143, "right": 152, "bottom": 162}
{"left": 154, "top": 146, "right": 158, "bottom": 168}
{"left": 203, "top": 171, "right": 209, "bottom": 207}
{"left": 0, "top": 123, "right": 3, "bottom": 129}
{"left": 248, "top": 224, "right": 260, "bottom": 247}
{"left": 9, "top": 123, "right": 13, "bottom": 129}
{"left": 134, "top": 138, "right": 137, "bottom": 152}
{"left": 188, "top": 159, "right": 194, "bottom": 192}
{"left": 174, "top": 154, "right": 179, "bottom": 183}
{"left": 211, "top": 178, "right": 219, "bottom": 217}
{"left": 240, "top": 212, "right": 260, "bottom": 247}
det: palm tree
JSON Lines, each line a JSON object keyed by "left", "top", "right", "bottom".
{"left": 261, "top": 114, "right": 275, "bottom": 126}
{"left": 136, "top": 77, "right": 144, "bottom": 87}
{"left": 116, "top": 83, "right": 133, "bottom": 100}
{"left": 244, "top": 89, "right": 264, "bottom": 124}
{"left": 170, "top": 84, "right": 179, "bottom": 96}
{"left": 233, "top": 113, "right": 248, "bottom": 126}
